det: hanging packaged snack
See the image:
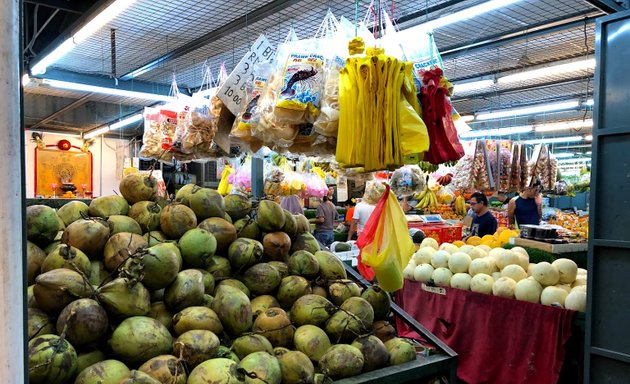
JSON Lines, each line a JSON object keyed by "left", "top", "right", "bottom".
{"left": 498, "top": 142, "right": 513, "bottom": 192}
{"left": 508, "top": 144, "right": 521, "bottom": 193}
{"left": 139, "top": 107, "right": 162, "bottom": 159}
{"left": 451, "top": 142, "right": 475, "bottom": 192}
{"left": 264, "top": 166, "right": 285, "bottom": 197}
{"left": 185, "top": 65, "right": 218, "bottom": 159}
{"left": 528, "top": 144, "right": 543, "bottom": 187}
{"left": 519, "top": 144, "right": 529, "bottom": 191}
{"left": 473, "top": 139, "right": 494, "bottom": 191}
{"left": 389, "top": 165, "right": 425, "bottom": 197}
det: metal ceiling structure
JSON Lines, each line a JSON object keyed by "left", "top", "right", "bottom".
{"left": 21, "top": 0, "right": 628, "bottom": 145}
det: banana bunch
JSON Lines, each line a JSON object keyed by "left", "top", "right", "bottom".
{"left": 455, "top": 196, "right": 467, "bottom": 216}
{"left": 415, "top": 184, "right": 439, "bottom": 211}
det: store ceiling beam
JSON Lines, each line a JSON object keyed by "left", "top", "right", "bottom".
{"left": 120, "top": 0, "right": 302, "bottom": 80}
{"left": 36, "top": 68, "right": 185, "bottom": 96}
{"left": 28, "top": 93, "right": 93, "bottom": 129}
{"left": 582, "top": 0, "right": 626, "bottom": 13}
{"left": 441, "top": 12, "right": 601, "bottom": 60}
{"left": 452, "top": 77, "right": 593, "bottom": 103}
{"left": 23, "top": 0, "right": 93, "bottom": 14}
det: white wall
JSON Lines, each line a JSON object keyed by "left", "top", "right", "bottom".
{"left": 24, "top": 130, "right": 130, "bottom": 198}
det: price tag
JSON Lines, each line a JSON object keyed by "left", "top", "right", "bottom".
{"left": 421, "top": 283, "right": 446, "bottom": 295}
{"left": 218, "top": 34, "right": 275, "bottom": 116}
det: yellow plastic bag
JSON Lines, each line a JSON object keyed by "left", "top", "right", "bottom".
{"left": 217, "top": 165, "right": 234, "bottom": 196}
{"left": 360, "top": 187, "right": 414, "bottom": 292}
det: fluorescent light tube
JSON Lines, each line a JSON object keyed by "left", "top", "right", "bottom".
{"left": 454, "top": 79, "right": 494, "bottom": 93}
{"left": 522, "top": 136, "right": 584, "bottom": 145}
{"left": 42, "top": 79, "right": 173, "bottom": 102}
{"left": 586, "top": 151, "right": 592, "bottom": 155}
{"left": 459, "top": 115, "right": 475, "bottom": 123}
{"left": 73, "top": 0, "right": 137, "bottom": 43}
{"left": 498, "top": 59, "right": 595, "bottom": 84}
{"left": 585, "top": 99, "right": 594, "bottom": 106}
{"left": 454, "top": 119, "right": 472, "bottom": 135}
{"left": 584, "top": 135, "right": 593, "bottom": 141}
{"left": 33, "top": 130, "right": 82, "bottom": 138}
{"left": 558, "top": 158, "right": 591, "bottom": 163}
{"left": 460, "top": 125, "right": 532, "bottom": 138}
{"left": 476, "top": 100, "right": 580, "bottom": 120}
{"left": 415, "top": 0, "right": 522, "bottom": 31}
{"left": 31, "top": 39, "right": 75, "bottom": 75}
{"left": 110, "top": 113, "right": 143, "bottom": 130}
{"left": 535, "top": 119, "right": 593, "bottom": 132}
{"left": 552, "top": 153, "right": 574, "bottom": 158}
{"left": 22, "top": 74, "right": 31, "bottom": 86}
{"left": 83, "top": 126, "right": 110, "bottom": 139}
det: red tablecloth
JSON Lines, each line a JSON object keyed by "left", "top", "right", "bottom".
{"left": 395, "top": 281, "right": 574, "bottom": 384}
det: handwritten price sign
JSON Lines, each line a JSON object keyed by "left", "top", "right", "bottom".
{"left": 218, "top": 34, "right": 274, "bottom": 116}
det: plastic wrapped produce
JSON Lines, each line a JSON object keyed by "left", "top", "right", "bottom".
{"left": 389, "top": 165, "right": 425, "bottom": 197}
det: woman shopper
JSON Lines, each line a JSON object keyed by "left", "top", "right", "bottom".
{"left": 508, "top": 180, "right": 543, "bottom": 228}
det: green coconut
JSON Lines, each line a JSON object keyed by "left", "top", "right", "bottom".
{"left": 325, "top": 310, "right": 364, "bottom": 343}
{"left": 138, "top": 355, "right": 187, "bottom": 384}
{"left": 251, "top": 295, "right": 281, "bottom": 317}
{"left": 128, "top": 201, "right": 162, "bottom": 233}
{"left": 252, "top": 307, "right": 294, "bottom": 348}
{"left": 263, "top": 232, "right": 292, "bottom": 261}
{"left": 290, "top": 294, "right": 337, "bottom": 327}
{"left": 27, "top": 308, "right": 55, "bottom": 340}
{"left": 56, "top": 298, "right": 108, "bottom": 346}
{"left": 372, "top": 320, "right": 397, "bottom": 343}
{"left": 211, "top": 285, "right": 253, "bottom": 336}
{"left": 232, "top": 334, "right": 274, "bottom": 360}
{"left": 41, "top": 243, "right": 91, "bottom": 277}
{"left": 120, "top": 370, "right": 161, "bottom": 384}
{"left": 120, "top": 173, "right": 158, "bottom": 204}
{"left": 173, "top": 330, "right": 220, "bottom": 368}
{"left": 225, "top": 194, "right": 252, "bottom": 221}
{"left": 188, "top": 358, "right": 245, "bottom": 384}
{"left": 107, "top": 215, "right": 142, "bottom": 235}
{"left": 384, "top": 337, "right": 417, "bottom": 365}
{"left": 314, "top": 250, "right": 347, "bottom": 280}
{"left": 164, "top": 269, "right": 205, "bottom": 312}
{"left": 242, "top": 263, "right": 282, "bottom": 296}
{"left": 268, "top": 261, "right": 289, "bottom": 278}
{"left": 195, "top": 269, "right": 216, "bottom": 294}
{"left": 201, "top": 294, "right": 214, "bottom": 308}
{"left": 27, "top": 205, "right": 62, "bottom": 245}
{"left": 103, "top": 232, "right": 148, "bottom": 271}
{"left": 27, "top": 285, "right": 39, "bottom": 309}
{"left": 160, "top": 203, "right": 197, "bottom": 239}
{"left": 276, "top": 275, "right": 312, "bottom": 310}
{"left": 294, "top": 214, "right": 310, "bottom": 233}
{"left": 174, "top": 183, "right": 197, "bottom": 205}
{"left": 215, "top": 345, "right": 241, "bottom": 363}
{"left": 88, "top": 195, "right": 130, "bottom": 218}
{"left": 188, "top": 186, "right": 226, "bottom": 220}
{"left": 239, "top": 351, "right": 282, "bottom": 384}
{"left": 27, "top": 241, "right": 47, "bottom": 285}
{"left": 319, "top": 344, "right": 364, "bottom": 379}
{"left": 172, "top": 306, "right": 223, "bottom": 335}
{"left": 274, "top": 349, "right": 314, "bottom": 384}
{"left": 97, "top": 277, "right": 151, "bottom": 317}
{"left": 287, "top": 250, "right": 320, "bottom": 278}
{"left": 88, "top": 261, "right": 109, "bottom": 286}
{"left": 76, "top": 350, "right": 106, "bottom": 374}
{"left": 61, "top": 218, "right": 110, "bottom": 258}
{"left": 328, "top": 280, "right": 361, "bottom": 306}
{"left": 140, "top": 242, "right": 182, "bottom": 290}
{"left": 143, "top": 230, "right": 168, "bottom": 246}
{"left": 340, "top": 297, "right": 375, "bottom": 330}
{"left": 198, "top": 217, "right": 237, "bottom": 252}
{"left": 234, "top": 218, "right": 262, "bottom": 240}
{"left": 228, "top": 238, "right": 264, "bottom": 271}
{"left": 361, "top": 285, "right": 391, "bottom": 320}
{"left": 179, "top": 228, "right": 217, "bottom": 267}
{"left": 148, "top": 302, "right": 173, "bottom": 331}
{"left": 351, "top": 335, "right": 390, "bottom": 372}
{"left": 33, "top": 268, "right": 91, "bottom": 314}
{"left": 57, "top": 200, "right": 89, "bottom": 226}
{"left": 256, "top": 200, "right": 286, "bottom": 232}
{"left": 217, "top": 279, "right": 251, "bottom": 297}
{"left": 28, "top": 334, "right": 77, "bottom": 384}
{"left": 206, "top": 255, "right": 231, "bottom": 279}
{"left": 110, "top": 316, "right": 173, "bottom": 365}
{"left": 74, "top": 359, "right": 131, "bottom": 384}
{"left": 281, "top": 210, "right": 298, "bottom": 237}
{"left": 290, "top": 232, "right": 321, "bottom": 254}
{"left": 293, "top": 325, "right": 332, "bottom": 362}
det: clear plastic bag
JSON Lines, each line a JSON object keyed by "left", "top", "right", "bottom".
{"left": 139, "top": 107, "right": 162, "bottom": 159}
{"left": 390, "top": 165, "right": 424, "bottom": 197}
{"left": 229, "top": 157, "right": 252, "bottom": 196}
{"left": 186, "top": 65, "right": 218, "bottom": 159}
{"left": 231, "top": 62, "right": 273, "bottom": 145}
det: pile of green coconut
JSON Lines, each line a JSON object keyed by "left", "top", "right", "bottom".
{"left": 26, "top": 173, "right": 418, "bottom": 384}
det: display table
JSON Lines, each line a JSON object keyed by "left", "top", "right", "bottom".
{"left": 395, "top": 281, "right": 575, "bottom": 384}
{"left": 509, "top": 237, "right": 588, "bottom": 254}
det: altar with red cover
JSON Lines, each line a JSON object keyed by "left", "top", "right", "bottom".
{"left": 395, "top": 281, "right": 575, "bottom": 384}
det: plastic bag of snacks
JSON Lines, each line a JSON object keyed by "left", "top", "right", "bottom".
{"left": 281, "top": 171, "right": 305, "bottom": 196}
{"left": 264, "top": 166, "right": 285, "bottom": 196}
{"left": 231, "top": 62, "right": 273, "bottom": 149}
{"left": 302, "top": 171, "right": 328, "bottom": 198}
{"left": 229, "top": 157, "right": 252, "bottom": 196}
{"left": 139, "top": 107, "right": 161, "bottom": 159}
{"left": 389, "top": 165, "right": 424, "bottom": 197}
{"left": 186, "top": 65, "right": 218, "bottom": 159}
{"left": 363, "top": 179, "right": 387, "bottom": 205}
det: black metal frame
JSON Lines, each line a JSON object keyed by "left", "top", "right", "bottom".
{"left": 344, "top": 265, "right": 458, "bottom": 383}
{"left": 585, "top": 8, "right": 630, "bottom": 382}
{"left": 582, "top": 0, "right": 626, "bottom": 13}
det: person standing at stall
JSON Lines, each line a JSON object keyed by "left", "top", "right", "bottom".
{"left": 468, "top": 192, "right": 498, "bottom": 237}
{"left": 310, "top": 195, "right": 337, "bottom": 248}
{"left": 508, "top": 181, "right": 543, "bottom": 228}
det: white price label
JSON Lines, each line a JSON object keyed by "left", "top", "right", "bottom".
{"left": 218, "top": 35, "right": 275, "bottom": 116}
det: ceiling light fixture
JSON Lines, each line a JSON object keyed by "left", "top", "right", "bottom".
{"left": 585, "top": 99, "right": 594, "bottom": 106}
{"left": 475, "top": 100, "right": 580, "bottom": 120}
{"left": 31, "top": 0, "right": 138, "bottom": 74}
{"left": 460, "top": 125, "right": 533, "bottom": 138}
{"left": 558, "top": 158, "right": 591, "bottom": 163}
{"left": 535, "top": 119, "right": 593, "bottom": 132}
{"left": 552, "top": 153, "right": 575, "bottom": 158}
{"left": 459, "top": 115, "right": 475, "bottom": 123}
{"left": 584, "top": 135, "right": 593, "bottom": 141}
{"left": 498, "top": 58, "right": 595, "bottom": 84}
{"left": 411, "top": 0, "right": 522, "bottom": 31}
{"left": 454, "top": 79, "right": 495, "bottom": 93}
{"left": 83, "top": 126, "right": 110, "bottom": 139}
{"left": 522, "top": 136, "right": 584, "bottom": 145}
{"left": 109, "top": 113, "right": 143, "bottom": 130}
{"left": 42, "top": 79, "right": 173, "bottom": 102}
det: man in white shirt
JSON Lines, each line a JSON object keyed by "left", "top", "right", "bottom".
{"left": 347, "top": 200, "right": 376, "bottom": 241}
